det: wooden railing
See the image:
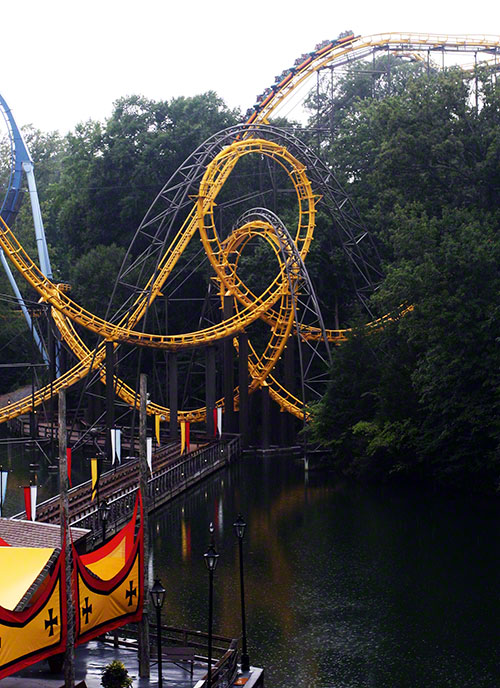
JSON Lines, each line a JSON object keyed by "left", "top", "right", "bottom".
{"left": 70, "top": 435, "right": 240, "bottom": 533}
{"left": 12, "top": 435, "right": 241, "bottom": 537}
{"left": 109, "top": 623, "right": 240, "bottom": 688}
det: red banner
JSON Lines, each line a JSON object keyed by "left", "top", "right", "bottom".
{"left": 23, "top": 486, "right": 37, "bottom": 521}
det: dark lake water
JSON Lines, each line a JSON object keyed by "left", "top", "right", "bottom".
{"left": 150, "top": 454, "right": 499, "bottom": 688}
{"left": 1, "top": 441, "right": 498, "bottom": 687}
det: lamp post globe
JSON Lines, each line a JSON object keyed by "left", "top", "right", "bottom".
{"left": 150, "top": 578, "right": 166, "bottom": 610}
{"left": 233, "top": 514, "right": 246, "bottom": 540}
{"left": 204, "top": 543, "right": 219, "bottom": 572}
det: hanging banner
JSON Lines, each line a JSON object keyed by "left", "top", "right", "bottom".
{"left": 23, "top": 485, "right": 37, "bottom": 521}
{"left": 73, "top": 492, "right": 143, "bottom": 646}
{"left": 185, "top": 421, "right": 190, "bottom": 453}
{"left": 146, "top": 437, "right": 153, "bottom": 474}
{"left": 217, "top": 407, "right": 223, "bottom": 437}
{"left": 0, "top": 545, "right": 67, "bottom": 679}
{"left": 180, "top": 421, "right": 186, "bottom": 455}
{"left": 155, "top": 415, "right": 160, "bottom": 445}
{"left": 0, "top": 470, "right": 8, "bottom": 516}
{"left": 213, "top": 408, "right": 218, "bottom": 437}
{"left": 110, "top": 429, "right": 116, "bottom": 466}
{"left": 66, "top": 447, "right": 72, "bottom": 488}
{"left": 115, "top": 429, "right": 121, "bottom": 464}
{"left": 91, "top": 458, "right": 100, "bottom": 502}
{"left": 110, "top": 429, "right": 122, "bottom": 465}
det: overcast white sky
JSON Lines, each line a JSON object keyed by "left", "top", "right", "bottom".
{"left": 1, "top": 0, "right": 499, "bottom": 134}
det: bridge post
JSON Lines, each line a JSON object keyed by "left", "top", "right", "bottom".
{"left": 238, "top": 332, "right": 249, "bottom": 448}
{"left": 168, "top": 354, "right": 178, "bottom": 440}
{"left": 223, "top": 292, "right": 235, "bottom": 433}
{"left": 59, "top": 388, "right": 75, "bottom": 687}
{"left": 205, "top": 346, "right": 216, "bottom": 438}
{"left": 138, "top": 374, "right": 150, "bottom": 677}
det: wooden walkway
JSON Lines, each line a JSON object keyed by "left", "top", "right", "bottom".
{"left": 13, "top": 435, "right": 241, "bottom": 540}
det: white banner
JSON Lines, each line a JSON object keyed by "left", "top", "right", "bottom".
{"left": 217, "top": 407, "right": 223, "bottom": 436}
{"left": 115, "top": 428, "right": 121, "bottom": 464}
{"left": 30, "top": 485, "right": 37, "bottom": 521}
{"left": 0, "top": 470, "right": 8, "bottom": 516}
{"left": 110, "top": 428, "right": 116, "bottom": 465}
{"left": 146, "top": 437, "right": 153, "bottom": 474}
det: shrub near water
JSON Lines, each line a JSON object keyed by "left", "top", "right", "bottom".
{"left": 101, "top": 660, "right": 133, "bottom": 688}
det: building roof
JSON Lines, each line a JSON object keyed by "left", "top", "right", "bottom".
{"left": 0, "top": 517, "right": 89, "bottom": 548}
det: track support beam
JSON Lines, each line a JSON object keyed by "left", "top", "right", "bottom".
{"left": 223, "top": 293, "right": 235, "bottom": 433}
{"left": 238, "top": 332, "right": 249, "bottom": 448}
{"left": 205, "top": 346, "right": 216, "bottom": 438}
{"left": 168, "top": 354, "right": 178, "bottom": 439}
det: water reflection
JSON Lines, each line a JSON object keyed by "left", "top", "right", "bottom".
{"left": 151, "top": 455, "right": 499, "bottom": 688}
{"left": 1, "top": 438, "right": 497, "bottom": 687}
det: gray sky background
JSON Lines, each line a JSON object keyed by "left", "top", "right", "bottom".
{"left": 1, "top": 0, "right": 499, "bottom": 134}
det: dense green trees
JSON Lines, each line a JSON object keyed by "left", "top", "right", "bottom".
{"left": 309, "top": 66, "right": 500, "bottom": 492}
{"left": 42, "top": 91, "right": 238, "bottom": 299}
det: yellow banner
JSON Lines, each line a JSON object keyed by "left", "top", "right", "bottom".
{"left": 0, "top": 577, "right": 63, "bottom": 669}
{"left": 155, "top": 415, "right": 160, "bottom": 445}
{"left": 77, "top": 552, "right": 141, "bottom": 638}
{"left": 91, "top": 458, "right": 99, "bottom": 501}
{"left": 180, "top": 421, "right": 186, "bottom": 454}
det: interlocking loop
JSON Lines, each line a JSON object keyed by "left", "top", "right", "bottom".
{"left": 0, "top": 136, "right": 320, "bottom": 422}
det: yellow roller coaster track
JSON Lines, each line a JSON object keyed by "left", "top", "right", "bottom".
{"left": 247, "top": 32, "right": 500, "bottom": 125}
{"left": 1, "top": 32, "right": 497, "bottom": 425}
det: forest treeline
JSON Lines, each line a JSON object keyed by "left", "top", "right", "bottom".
{"left": 1, "top": 62, "right": 499, "bottom": 493}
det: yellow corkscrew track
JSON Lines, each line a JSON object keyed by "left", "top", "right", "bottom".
{"left": 0, "top": 33, "right": 497, "bottom": 424}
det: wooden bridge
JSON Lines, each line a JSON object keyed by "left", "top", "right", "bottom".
{"left": 13, "top": 435, "right": 241, "bottom": 543}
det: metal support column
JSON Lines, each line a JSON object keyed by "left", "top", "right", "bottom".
{"left": 223, "top": 293, "right": 235, "bottom": 433}
{"left": 48, "top": 309, "right": 56, "bottom": 454}
{"left": 261, "top": 383, "right": 270, "bottom": 449}
{"left": 238, "top": 333, "right": 249, "bottom": 448}
{"left": 105, "top": 341, "right": 115, "bottom": 461}
{"left": 205, "top": 346, "right": 216, "bottom": 438}
{"left": 169, "top": 354, "right": 178, "bottom": 440}
{"left": 284, "top": 336, "right": 296, "bottom": 446}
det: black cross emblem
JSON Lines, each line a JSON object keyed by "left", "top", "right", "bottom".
{"left": 45, "top": 608, "right": 58, "bottom": 637}
{"left": 125, "top": 580, "right": 137, "bottom": 607}
{"left": 82, "top": 597, "right": 93, "bottom": 624}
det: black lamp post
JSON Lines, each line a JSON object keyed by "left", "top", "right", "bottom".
{"left": 204, "top": 524, "right": 219, "bottom": 688}
{"left": 150, "top": 578, "right": 166, "bottom": 688}
{"left": 99, "top": 499, "right": 110, "bottom": 543}
{"left": 233, "top": 514, "right": 250, "bottom": 672}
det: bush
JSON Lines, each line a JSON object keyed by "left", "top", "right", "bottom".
{"left": 101, "top": 660, "right": 133, "bottom": 688}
